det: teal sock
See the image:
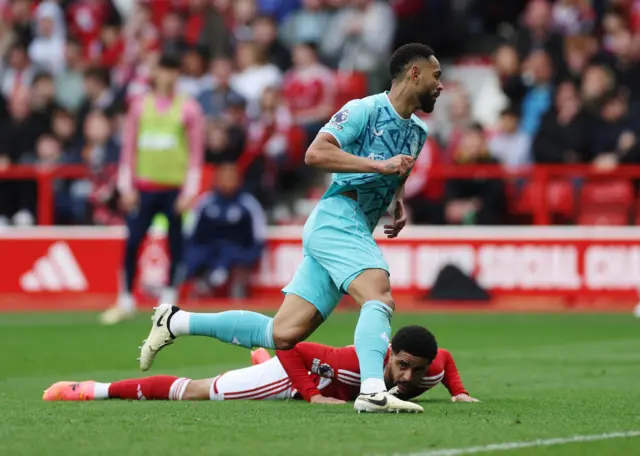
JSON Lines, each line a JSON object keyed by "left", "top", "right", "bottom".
{"left": 187, "top": 311, "right": 275, "bottom": 349}
{"left": 354, "top": 300, "right": 393, "bottom": 394}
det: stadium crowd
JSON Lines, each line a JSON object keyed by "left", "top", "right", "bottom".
{"left": 0, "top": 0, "right": 640, "bottom": 228}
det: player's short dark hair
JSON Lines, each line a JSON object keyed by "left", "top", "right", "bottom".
{"left": 391, "top": 325, "right": 438, "bottom": 361}
{"left": 389, "top": 43, "right": 436, "bottom": 80}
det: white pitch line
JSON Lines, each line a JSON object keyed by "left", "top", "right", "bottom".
{"left": 393, "top": 430, "right": 640, "bottom": 456}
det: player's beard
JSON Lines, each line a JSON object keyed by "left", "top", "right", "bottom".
{"left": 417, "top": 91, "right": 436, "bottom": 113}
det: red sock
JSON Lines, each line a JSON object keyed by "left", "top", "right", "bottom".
{"left": 108, "top": 376, "right": 180, "bottom": 400}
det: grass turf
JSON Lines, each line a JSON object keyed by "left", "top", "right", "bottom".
{"left": 1, "top": 312, "right": 639, "bottom": 456}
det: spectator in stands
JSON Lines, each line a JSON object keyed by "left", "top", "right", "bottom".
{"left": 520, "top": 49, "right": 554, "bottom": 137}
{"left": 283, "top": 42, "right": 335, "bottom": 142}
{"left": 242, "top": 86, "right": 293, "bottom": 205}
{"left": 199, "top": 0, "right": 233, "bottom": 59}
{"left": 431, "top": 86, "right": 473, "bottom": 162}
{"left": 65, "top": 110, "right": 119, "bottom": 224}
{"left": 76, "top": 66, "right": 117, "bottom": 141}
{"left": 1, "top": 42, "right": 34, "bottom": 100}
{"left": 551, "top": 0, "right": 595, "bottom": 35}
{"left": 589, "top": 89, "right": 640, "bottom": 171}
{"left": 560, "top": 34, "right": 598, "bottom": 86}
{"left": 512, "top": 0, "right": 564, "bottom": 71}
{"left": 233, "top": 0, "right": 259, "bottom": 43}
{"left": 602, "top": 28, "right": 640, "bottom": 101}
{"left": 205, "top": 120, "right": 244, "bottom": 164}
{"left": 7, "top": 0, "right": 34, "bottom": 45}
{"left": 102, "top": 54, "right": 205, "bottom": 325}
{"left": 185, "top": 162, "right": 267, "bottom": 299}
{"left": 321, "top": 0, "right": 396, "bottom": 93}
{"left": 94, "top": 18, "right": 125, "bottom": 68}
{"left": 601, "top": 8, "right": 627, "bottom": 54}
{"left": 231, "top": 40, "right": 283, "bottom": 118}
{"left": 445, "top": 123, "right": 507, "bottom": 225}
{"left": 252, "top": 14, "right": 291, "bottom": 71}
{"left": 198, "top": 56, "right": 246, "bottom": 120}
{"left": 177, "top": 45, "right": 212, "bottom": 98}
{"left": 0, "top": 87, "right": 37, "bottom": 225}
{"left": 533, "top": 80, "right": 590, "bottom": 164}
{"left": 580, "top": 63, "right": 615, "bottom": 114}
{"left": 55, "top": 39, "right": 85, "bottom": 112}
{"left": 67, "top": 0, "right": 121, "bottom": 60}
{"left": 493, "top": 44, "right": 527, "bottom": 110}
{"left": 159, "top": 9, "right": 186, "bottom": 56}
{"left": 18, "top": 133, "right": 65, "bottom": 226}
{"left": 28, "top": 1, "right": 66, "bottom": 75}
{"left": 51, "top": 107, "right": 77, "bottom": 152}
{"left": 29, "top": 71, "right": 57, "bottom": 136}
{"left": 489, "top": 107, "right": 532, "bottom": 170}
{"left": 279, "top": 0, "right": 331, "bottom": 50}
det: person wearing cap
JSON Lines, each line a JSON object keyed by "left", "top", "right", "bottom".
{"left": 101, "top": 54, "right": 205, "bottom": 325}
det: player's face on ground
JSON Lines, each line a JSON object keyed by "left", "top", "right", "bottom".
{"left": 388, "top": 351, "right": 431, "bottom": 388}
{"left": 413, "top": 56, "right": 443, "bottom": 113}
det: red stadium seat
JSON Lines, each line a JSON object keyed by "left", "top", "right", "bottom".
{"left": 579, "top": 180, "right": 634, "bottom": 205}
{"left": 514, "top": 180, "right": 575, "bottom": 217}
{"left": 577, "top": 180, "right": 634, "bottom": 226}
{"left": 577, "top": 209, "right": 629, "bottom": 226}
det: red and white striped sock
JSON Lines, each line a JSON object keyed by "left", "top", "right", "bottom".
{"left": 107, "top": 376, "right": 191, "bottom": 400}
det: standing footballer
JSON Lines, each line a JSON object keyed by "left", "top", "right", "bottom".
{"left": 139, "top": 43, "right": 443, "bottom": 413}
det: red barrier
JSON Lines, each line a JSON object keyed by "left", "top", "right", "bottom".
{"left": 2, "top": 164, "right": 640, "bottom": 225}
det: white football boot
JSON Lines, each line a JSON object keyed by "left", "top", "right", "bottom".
{"left": 138, "top": 304, "right": 178, "bottom": 371}
{"left": 634, "top": 303, "right": 640, "bottom": 318}
{"left": 354, "top": 391, "right": 424, "bottom": 413}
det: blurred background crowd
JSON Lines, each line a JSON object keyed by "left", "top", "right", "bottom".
{"left": 1, "top": 0, "right": 640, "bottom": 230}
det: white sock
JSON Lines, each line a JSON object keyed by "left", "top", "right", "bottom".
{"left": 168, "top": 378, "right": 192, "bottom": 400}
{"left": 159, "top": 287, "right": 178, "bottom": 306}
{"left": 118, "top": 293, "right": 135, "bottom": 312}
{"left": 360, "top": 378, "right": 387, "bottom": 395}
{"left": 169, "top": 310, "right": 191, "bottom": 336}
{"left": 94, "top": 382, "right": 111, "bottom": 400}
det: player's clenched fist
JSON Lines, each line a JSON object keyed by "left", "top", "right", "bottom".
{"left": 378, "top": 155, "right": 414, "bottom": 176}
{"left": 309, "top": 394, "right": 346, "bottom": 405}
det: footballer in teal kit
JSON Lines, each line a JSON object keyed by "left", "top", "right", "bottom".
{"left": 138, "top": 44, "right": 444, "bottom": 414}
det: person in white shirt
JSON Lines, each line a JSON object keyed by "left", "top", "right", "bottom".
{"left": 231, "top": 41, "right": 283, "bottom": 119}
{"left": 28, "top": 1, "right": 66, "bottom": 75}
{"left": 488, "top": 108, "right": 532, "bottom": 170}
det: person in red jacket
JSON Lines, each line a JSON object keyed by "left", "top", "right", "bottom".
{"left": 42, "top": 326, "right": 479, "bottom": 404}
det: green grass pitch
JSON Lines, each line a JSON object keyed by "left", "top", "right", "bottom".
{"left": 1, "top": 312, "right": 639, "bottom": 456}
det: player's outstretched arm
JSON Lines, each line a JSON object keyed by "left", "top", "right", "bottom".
{"left": 441, "top": 349, "right": 481, "bottom": 403}
{"left": 306, "top": 133, "right": 414, "bottom": 175}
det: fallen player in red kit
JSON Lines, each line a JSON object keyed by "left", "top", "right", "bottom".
{"left": 43, "top": 326, "right": 479, "bottom": 404}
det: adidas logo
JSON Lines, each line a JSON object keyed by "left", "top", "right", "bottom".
{"left": 19, "top": 242, "right": 88, "bottom": 292}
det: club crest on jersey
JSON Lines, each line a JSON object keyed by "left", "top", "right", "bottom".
{"left": 311, "top": 358, "right": 334, "bottom": 378}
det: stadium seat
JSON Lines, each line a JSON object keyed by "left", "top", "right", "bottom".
{"left": 576, "top": 209, "right": 629, "bottom": 226}
{"left": 514, "top": 180, "right": 576, "bottom": 218}
{"left": 579, "top": 180, "right": 634, "bottom": 205}
{"left": 577, "top": 180, "right": 634, "bottom": 226}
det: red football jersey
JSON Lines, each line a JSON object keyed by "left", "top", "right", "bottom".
{"left": 276, "top": 343, "right": 468, "bottom": 402}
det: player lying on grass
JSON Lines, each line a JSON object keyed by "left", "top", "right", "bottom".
{"left": 43, "top": 326, "right": 478, "bottom": 404}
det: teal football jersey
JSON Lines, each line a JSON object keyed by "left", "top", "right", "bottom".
{"left": 319, "top": 92, "right": 429, "bottom": 231}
